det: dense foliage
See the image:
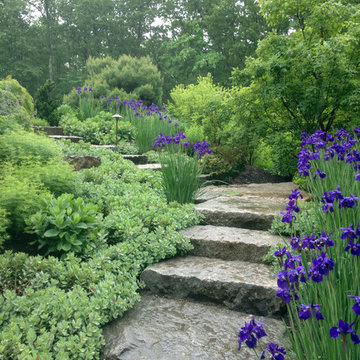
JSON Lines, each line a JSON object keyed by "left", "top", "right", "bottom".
{"left": 0, "top": 123, "right": 202, "bottom": 359}
{"left": 0, "top": 0, "right": 266, "bottom": 99}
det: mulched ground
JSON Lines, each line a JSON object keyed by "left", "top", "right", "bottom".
{"left": 232, "top": 165, "right": 292, "bottom": 185}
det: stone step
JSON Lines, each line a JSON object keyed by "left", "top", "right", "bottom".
{"left": 141, "top": 256, "right": 283, "bottom": 317}
{"left": 195, "top": 182, "right": 300, "bottom": 203}
{"left": 181, "top": 225, "right": 283, "bottom": 263}
{"left": 48, "top": 135, "right": 83, "bottom": 143}
{"left": 195, "top": 196, "right": 287, "bottom": 231}
{"left": 33, "top": 126, "right": 63, "bottom": 135}
{"left": 102, "top": 293, "right": 289, "bottom": 360}
{"left": 122, "top": 154, "right": 148, "bottom": 164}
{"left": 91, "top": 144, "right": 118, "bottom": 151}
{"left": 137, "top": 163, "right": 162, "bottom": 171}
{"left": 63, "top": 155, "right": 101, "bottom": 171}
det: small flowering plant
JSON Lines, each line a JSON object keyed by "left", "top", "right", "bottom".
{"left": 271, "top": 128, "right": 360, "bottom": 359}
{"left": 76, "top": 86, "right": 100, "bottom": 120}
{"left": 237, "top": 318, "right": 288, "bottom": 359}
{"left": 153, "top": 132, "right": 211, "bottom": 204}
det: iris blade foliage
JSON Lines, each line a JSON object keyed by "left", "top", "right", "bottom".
{"left": 153, "top": 132, "right": 211, "bottom": 204}
{"left": 274, "top": 128, "right": 360, "bottom": 359}
{"left": 122, "top": 100, "right": 177, "bottom": 153}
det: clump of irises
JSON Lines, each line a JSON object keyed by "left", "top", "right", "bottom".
{"left": 153, "top": 132, "right": 212, "bottom": 157}
{"left": 74, "top": 86, "right": 180, "bottom": 152}
{"left": 152, "top": 131, "right": 211, "bottom": 204}
{"left": 268, "top": 128, "right": 360, "bottom": 359}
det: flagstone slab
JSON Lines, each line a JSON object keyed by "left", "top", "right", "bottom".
{"left": 48, "top": 135, "right": 83, "bottom": 143}
{"left": 137, "top": 163, "right": 162, "bottom": 171}
{"left": 122, "top": 154, "right": 148, "bottom": 164}
{"left": 196, "top": 182, "right": 302, "bottom": 203}
{"left": 34, "top": 126, "right": 63, "bottom": 135}
{"left": 102, "top": 294, "right": 288, "bottom": 360}
{"left": 141, "top": 256, "right": 283, "bottom": 316}
{"left": 181, "top": 225, "right": 284, "bottom": 262}
{"left": 195, "top": 196, "right": 287, "bottom": 231}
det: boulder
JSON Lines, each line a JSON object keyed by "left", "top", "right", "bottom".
{"left": 64, "top": 155, "right": 101, "bottom": 171}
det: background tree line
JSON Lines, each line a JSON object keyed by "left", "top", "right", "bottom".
{"left": 0, "top": 0, "right": 267, "bottom": 99}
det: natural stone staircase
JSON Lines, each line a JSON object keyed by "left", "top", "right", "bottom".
{"left": 34, "top": 126, "right": 156, "bottom": 167}
{"left": 102, "top": 183, "right": 298, "bottom": 360}
{"left": 34, "top": 125, "right": 84, "bottom": 142}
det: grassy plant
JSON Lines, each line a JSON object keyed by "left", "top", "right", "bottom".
{"left": 160, "top": 152, "right": 202, "bottom": 204}
{"left": 153, "top": 132, "right": 211, "bottom": 204}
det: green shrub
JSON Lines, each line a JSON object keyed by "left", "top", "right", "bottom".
{"left": 0, "top": 114, "right": 22, "bottom": 135}
{"left": 143, "top": 150, "right": 160, "bottom": 163}
{"left": 0, "top": 88, "right": 33, "bottom": 132}
{"left": 64, "top": 55, "right": 163, "bottom": 107}
{"left": 60, "top": 111, "right": 135, "bottom": 145}
{"left": 0, "top": 174, "right": 48, "bottom": 238}
{"left": 5, "top": 160, "right": 80, "bottom": 198}
{"left": 25, "top": 193, "right": 103, "bottom": 256}
{"left": 0, "top": 131, "right": 61, "bottom": 165}
{"left": 0, "top": 76, "right": 34, "bottom": 116}
{"left": 0, "top": 208, "right": 9, "bottom": 251}
{"left": 168, "top": 74, "right": 230, "bottom": 145}
{"left": 34, "top": 80, "right": 61, "bottom": 126}
{"left": 203, "top": 145, "right": 246, "bottom": 182}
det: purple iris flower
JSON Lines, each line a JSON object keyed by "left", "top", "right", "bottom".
{"left": 348, "top": 296, "right": 360, "bottom": 316}
{"left": 308, "top": 252, "right": 334, "bottom": 283}
{"left": 274, "top": 246, "right": 287, "bottom": 257}
{"left": 330, "top": 319, "right": 360, "bottom": 345}
{"left": 238, "top": 318, "right": 267, "bottom": 350}
{"left": 341, "top": 224, "right": 357, "bottom": 240}
{"left": 298, "top": 304, "right": 324, "bottom": 321}
{"left": 345, "top": 240, "right": 360, "bottom": 256}
{"left": 339, "top": 194, "right": 358, "bottom": 209}
{"left": 313, "top": 168, "right": 326, "bottom": 180}
{"left": 261, "top": 343, "right": 287, "bottom": 360}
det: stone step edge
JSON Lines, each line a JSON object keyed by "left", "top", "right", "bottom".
{"left": 141, "top": 256, "right": 283, "bottom": 317}
{"left": 180, "top": 225, "right": 284, "bottom": 263}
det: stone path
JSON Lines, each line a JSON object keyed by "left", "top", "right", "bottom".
{"left": 101, "top": 182, "right": 300, "bottom": 360}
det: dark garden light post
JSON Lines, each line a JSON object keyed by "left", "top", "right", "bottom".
{"left": 112, "top": 113, "right": 123, "bottom": 146}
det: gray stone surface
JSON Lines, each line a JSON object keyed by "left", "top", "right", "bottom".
{"left": 102, "top": 294, "right": 288, "bottom": 360}
{"left": 195, "top": 196, "right": 286, "bottom": 231}
{"left": 137, "top": 163, "right": 162, "bottom": 171}
{"left": 196, "top": 182, "right": 302, "bottom": 203}
{"left": 64, "top": 155, "right": 101, "bottom": 171}
{"left": 181, "top": 225, "right": 284, "bottom": 263}
{"left": 91, "top": 145, "right": 118, "bottom": 151}
{"left": 122, "top": 154, "right": 148, "bottom": 164}
{"left": 33, "top": 126, "right": 63, "bottom": 135}
{"left": 48, "top": 135, "right": 83, "bottom": 143}
{"left": 141, "top": 256, "right": 282, "bottom": 316}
